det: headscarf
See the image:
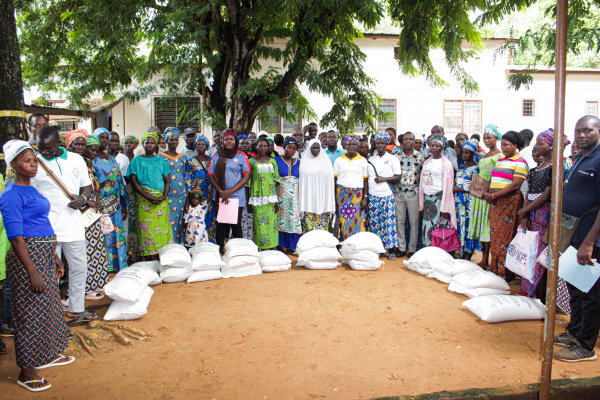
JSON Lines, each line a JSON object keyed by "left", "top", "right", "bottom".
{"left": 122, "top": 135, "right": 139, "bottom": 146}
{"left": 214, "top": 130, "right": 240, "bottom": 202}
{"left": 462, "top": 139, "right": 478, "bottom": 154}
{"left": 343, "top": 135, "right": 361, "bottom": 146}
{"left": 163, "top": 127, "right": 180, "bottom": 142}
{"left": 283, "top": 136, "right": 299, "bottom": 149}
{"left": 194, "top": 135, "right": 210, "bottom": 151}
{"left": 266, "top": 138, "right": 274, "bottom": 144}
{"left": 93, "top": 127, "right": 110, "bottom": 138}
{"left": 483, "top": 124, "right": 502, "bottom": 140}
{"left": 66, "top": 129, "right": 89, "bottom": 147}
{"left": 374, "top": 131, "right": 390, "bottom": 144}
{"left": 502, "top": 131, "right": 525, "bottom": 150}
{"left": 87, "top": 135, "right": 101, "bottom": 146}
{"left": 3, "top": 140, "right": 33, "bottom": 166}
{"left": 299, "top": 139, "right": 335, "bottom": 214}
{"left": 430, "top": 134, "right": 447, "bottom": 149}
{"left": 141, "top": 132, "right": 159, "bottom": 145}
{"left": 538, "top": 128, "right": 571, "bottom": 147}
{"left": 238, "top": 134, "right": 249, "bottom": 140}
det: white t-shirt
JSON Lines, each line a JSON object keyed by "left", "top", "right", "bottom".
{"left": 333, "top": 154, "right": 369, "bottom": 189}
{"left": 32, "top": 151, "right": 92, "bottom": 242}
{"left": 367, "top": 152, "right": 401, "bottom": 197}
{"left": 421, "top": 158, "right": 443, "bottom": 196}
{"left": 115, "top": 153, "right": 130, "bottom": 177}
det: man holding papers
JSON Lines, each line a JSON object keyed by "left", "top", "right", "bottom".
{"left": 554, "top": 115, "right": 600, "bottom": 362}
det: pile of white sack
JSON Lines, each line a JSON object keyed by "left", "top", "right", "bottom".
{"left": 340, "top": 232, "right": 385, "bottom": 271}
{"left": 295, "top": 230, "right": 341, "bottom": 270}
{"left": 188, "top": 242, "right": 225, "bottom": 283}
{"left": 103, "top": 263, "right": 160, "bottom": 321}
{"left": 448, "top": 269, "right": 510, "bottom": 298}
{"left": 158, "top": 243, "right": 193, "bottom": 283}
{"left": 222, "top": 239, "right": 262, "bottom": 278}
{"left": 259, "top": 250, "right": 292, "bottom": 272}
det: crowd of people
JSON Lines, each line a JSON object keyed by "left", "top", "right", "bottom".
{"left": 0, "top": 111, "right": 599, "bottom": 392}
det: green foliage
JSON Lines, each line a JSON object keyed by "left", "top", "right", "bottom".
{"left": 17, "top": 0, "right": 532, "bottom": 134}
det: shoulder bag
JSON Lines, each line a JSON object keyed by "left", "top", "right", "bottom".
{"left": 541, "top": 204, "right": 600, "bottom": 252}
{"left": 468, "top": 173, "right": 490, "bottom": 200}
{"left": 367, "top": 160, "right": 397, "bottom": 194}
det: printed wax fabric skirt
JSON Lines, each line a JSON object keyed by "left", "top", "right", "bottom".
{"left": 7, "top": 236, "right": 68, "bottom": 368}
{"left": 277, "top": 176, "right": 302, "bottom": 250}
{"left": 253, "top": 203, "right": 279, "bottom": 249}
{"left": 521, "top": 201, "right": 551, "bottom": 299}
{"left": 302, "top": 212, "right": 332, "bottom": 233}
{"left": 105, "top": 205, "right": 127, "bottom": 272}
{"left": 167, "top": 193, "right": 187, "bottom": 245}
{"left": 368, "top": 194, "right": 398, "bottom": 250}
{"left": 336, "top": 184, "right": 367, "bottom": 241}
{"left": 421, "top": 192, "right": 443, "bottom": 247}
{"left": 489, "top": 190, "right": 523, "bottom": 277}
{"left": 454, "top": 192, "right": 481, "bottom": 254}
{"left": 136, "top": 187, "right": 174, "bottom": 256}
{"left": 242, "top": 205, "right": 254, "bottom": 240}
{"left": 126, "top": 183, "right": 140, "bottom": 254}
{"left": 85, "top": 219, "right": 109, "bottom": 292}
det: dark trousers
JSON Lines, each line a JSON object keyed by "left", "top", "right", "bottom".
{"left": 216, "top": 206, "right": 244, "bottom": 253}
{"left": 567, "top": 244, "right": 600, "bottom": 351}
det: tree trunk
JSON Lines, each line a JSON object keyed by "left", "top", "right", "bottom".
{"left": 0, "top": 0, "right": 27, "bottom": 172}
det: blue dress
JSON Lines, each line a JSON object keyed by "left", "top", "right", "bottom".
{"left": 159, "top": 152, "right": 187, "bottom": 244}
{"left": 274, "top": 156, "right": 301, "bottom": 250}
{"left": 93, "top": 156, "right": 128, "bottom": 272}
{"left": 454, "top": 164, "right": 481, "bottom": 253}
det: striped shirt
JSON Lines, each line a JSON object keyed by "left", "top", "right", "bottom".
{"left": 490, "top": 153, "right": 529, "bottom": 190}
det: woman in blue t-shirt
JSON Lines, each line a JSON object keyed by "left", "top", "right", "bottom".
{"left": 0, "top": 140, "right": 72, "bottom": 393}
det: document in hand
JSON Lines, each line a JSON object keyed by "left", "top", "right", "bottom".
{"left": 217, "top": 198, "right": 240, "bottom": 224}
{"left": 558, "top": 246, "right": 600, "bottom": 293}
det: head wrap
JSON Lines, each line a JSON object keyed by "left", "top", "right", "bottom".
{"left": 502, "top": 131, "right": 525, "bottom": 149}
{"left": 266, "top": 138, "right": 274, "bottom": 143}
{"left": 122, "top": 135, "right": 139, "bottom": 146}
{"left": 283, "top": 136, "right": 299, "bottom": 149}
{"left": 238, "top": 134, "right": 249, "bottom": 140}
{"left": 87, "top": 136, "right": 101, "bottom": 146}
{"left": 374, "top": 131, "right": 391, "bottom": 144}
{"left": 430, "top": 134, "right": 447, "bottom": 149}
{"left": 538, "top": 128, "right": 571, "bottom": 147}
{"left": 462, "top": 139, "right": 478, "bottom": 154}
{"left": 483, "top": 124, "right": 502, "bottom": 140}
{"left": 141, "top": 132, "right": 159, "bottom": 145}
{"left": 194, "top": 135, "right": 210, "bottom": 150}
{"left": 343, "top": 135, "right": 361, "bottom": 146}
{"left": 93, "top": 127, "right": 110, "bottom": 138}
{"left": 299, "top": 139, "right": 336, "bottom": 214}
{"left": 3, "top": 140, "right": 34, "bottom": 166}
{"left": 163, "top": 127, "right": 180, "bottom": 142}
{"left": 66, "top": 129, "right": 89, "bottom": 147}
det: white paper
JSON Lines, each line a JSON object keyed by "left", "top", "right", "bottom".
{"left": 558, "top": 246, "right": 600, "bottom": 293}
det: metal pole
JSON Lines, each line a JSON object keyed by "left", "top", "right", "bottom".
{"left": 539, "top": 0, "right": 568, "bottom": 398}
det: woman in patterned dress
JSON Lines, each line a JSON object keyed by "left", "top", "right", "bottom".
{"left": 92, "top": 128, "right": 128, "bottom": 272}
{"left": 184, "top": 135, "right": 216, "bottom": 242}
{"left": 67, "top": 131, "right": 109, "bottom": 298}
{"left": 453, "top": 139, "right": 480, "bottom": 260}
{"left": 239, "top": 135, "right": 255, "bottom": 240}
{"left": 468, "top": 124, "right": 502, "bottom": 270}
{"left": 159, "top": 127, "right": 187, "bottom": 244}
{"left": 248, "top": 138, "right": 280, "bottom": 249}
{"left": 275, "top": 137, "right": 301, "bottom": 252}
{"left": 122, "top": 135, "right": 140, "bottom": 256}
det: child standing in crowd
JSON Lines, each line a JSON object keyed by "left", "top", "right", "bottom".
{"left": 182, "top": 189, "right": 209, "bottom": 247}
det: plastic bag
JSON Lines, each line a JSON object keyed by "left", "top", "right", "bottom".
{"left": 505, "top": 226, "right": 539, "bottom": 283}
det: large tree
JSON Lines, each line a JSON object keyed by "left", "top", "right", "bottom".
{"left": 17, "top": 0, "right": 533, "bottom": 135}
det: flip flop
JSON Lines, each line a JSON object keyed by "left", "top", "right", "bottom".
{"left": 17, "top": 378, "right": 51, "bottom": 392}
{"left": 37, "top": 355, "right": 75, "bottom": 370}
{"left": 61, "top": 299, "right": 68, "bottom": 312}
{"left": 85, "top": 292, "right": 105, "bottom": 300}
{"left": 66, "top": 310, "right": 99, "bottom": 326}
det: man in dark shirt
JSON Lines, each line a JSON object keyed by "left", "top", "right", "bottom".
{"left": 554, "top": 115, "right": 600, "bottom": 362}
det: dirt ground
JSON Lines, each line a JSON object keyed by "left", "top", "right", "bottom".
{"left": 1, "top": 255, "right": 600, "bottom": 400}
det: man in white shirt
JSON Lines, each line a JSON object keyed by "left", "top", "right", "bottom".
{"left": 108, "top": 131, "right": 130, "bottom": 176}
{"left": 34, "top": 126, "right": 96, "bottom": 321}
{"left": 292, "top": 128, "right": 305, "bottom": 159}
{"left": 367, "top": 132, "right": 401, "bottom": 259}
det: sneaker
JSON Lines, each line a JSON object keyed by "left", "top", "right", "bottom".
{"left": 554, "top": 344, "right": 598, "bottom": 362}
{"left": 554, "top": 332, "right": 577, "bottom": 347}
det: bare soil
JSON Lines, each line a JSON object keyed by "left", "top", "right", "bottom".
{"left": 1, "top": 255, "right": 599, "bottom": 400}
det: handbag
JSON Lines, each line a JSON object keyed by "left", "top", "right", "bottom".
{"left": 429, "top": 218, "right": 460, "bottom": 252}
{"left": 468, "top": 173, "right": 490, "bottom": 200}
{"left": 541, "top": 204, "right": 600, "bottom": 252}
{"left": 99, "top": 214, "right": 115, "bottom": 235}
{"left": 37, "top": 156, "right": 102, "bottom": 228}
{"left": 100, "top": 194, "right": 119, "bottom": 215}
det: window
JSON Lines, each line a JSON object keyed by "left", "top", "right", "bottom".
{"left": 443, "top": 100, "right": 482, "bottom": 134}
{"left": 55, "top": 120, "right": 77, "bottom": 132}
{"left": 354, "top": 99, "right": 397, "bottom": 133}
{"left": 153, "top": 97, "right": 201, "bottom": 134}
{"left": 260, "top": 103, "right": 301, "bottom": 133}
{"left": 586, "top": 101, "right": 598, "bottom": 117}
{"left": 522, "top": 99, "right": 535, "bottom": 117}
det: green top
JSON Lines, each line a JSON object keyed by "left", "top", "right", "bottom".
{"left": 127, "top": 155, "right": 170, "bottom": 191}
{"left": 248, "top": 158, "right": 280, "bottom": 206}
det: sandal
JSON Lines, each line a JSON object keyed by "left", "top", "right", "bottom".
{"left": 61, "top": 299, "right": 68, "bottom": 312}
{"left": 66, "top": 310, "right": 99, "bottom": 325}
{"left": 37, "top": 355, "right": 75, "bottom": 369}
{"left": 85, "top": 292, "right": 105, "bottom": 300}
{"left": 17, "top": 378, "right": 51, "bottom": 392}
{"left": 387, "top": 253, "right": 397, "bottom": 261}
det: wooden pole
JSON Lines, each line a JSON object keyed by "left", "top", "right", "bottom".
{"left": 539, "top": 0, "right": 568, "bottom": 398}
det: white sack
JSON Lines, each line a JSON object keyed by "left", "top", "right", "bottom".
{"left": 160, "top": 266, "right": 192, "bottom": 283}
{"left": 188, "top": 242, "right": 220, "bottom": 256}
{"left": 463, "top": 295, "right": 546, "bottom": 323}
{"left": 261, "top": 263, "right": 292, "bottom": 273}
{"left": 448, "top": 281, "right": 510, "bottom": 298}
{"left": 191, "top": 251, "right": 225, "bottom": 271}
{"left": 404, "top": 247, "right": 454, "bottom": 270}
{"left": 305, "top": 260, "right": 339, "bottom": 270}
{"left": 340, "top": 247, "right": 381, "bottom": 265}
{"left": 451, "top": 270, "right": 510, "bottom": 291}
{"left": 187, "top": 269, "right": 224, "bottom": 283}
{"left": 296, "top": 230, "right": 339, "bottom": 253}
{"left": 223, "top": 254, "right": 260, "bottom": 268}
{"left": 131, "top": 261, "right": 163, "bottom": 285}
{"left": 403, "top": 260, "right": 432, "bottom": 276}
{"left": 258, "top": 250, "right": 292, "bottom": 266}
{"left": 348, "top": 259, "right": 383, "bottom": 271}
{"left": 430, "top": 259, "right": 483, "bottom": 276}
{"left": 224, "top": 238, "right": 258, "bottom": 252}
{"left": 222, "top": 262, "right": 262, "bottom": 278}
{"left": 341, "top": 232, "right": 385, "bottom": 254}
{"left": 158, "top": 244, "right": 192, "bottom": 268}
{"left": 428, "top": 270, "right": 451, "bottom": 283}
{"left": 227, "top": 246, "right": 260, "bottom": 258}
{"left": 296, "top": 247, "right": 342, "bottom": 266}
{"left": 104, "top": 267, "right": 160, "bottom": 303}
{"left": 104, "top": 286, "right": 154, "bottom": 321}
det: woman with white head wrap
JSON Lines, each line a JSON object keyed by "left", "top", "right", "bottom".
{"left": 299, "top": 139, "right": 336, "bottom": 232}
{"left": 454, "top": 139, "right": 481, "bottom": 260}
